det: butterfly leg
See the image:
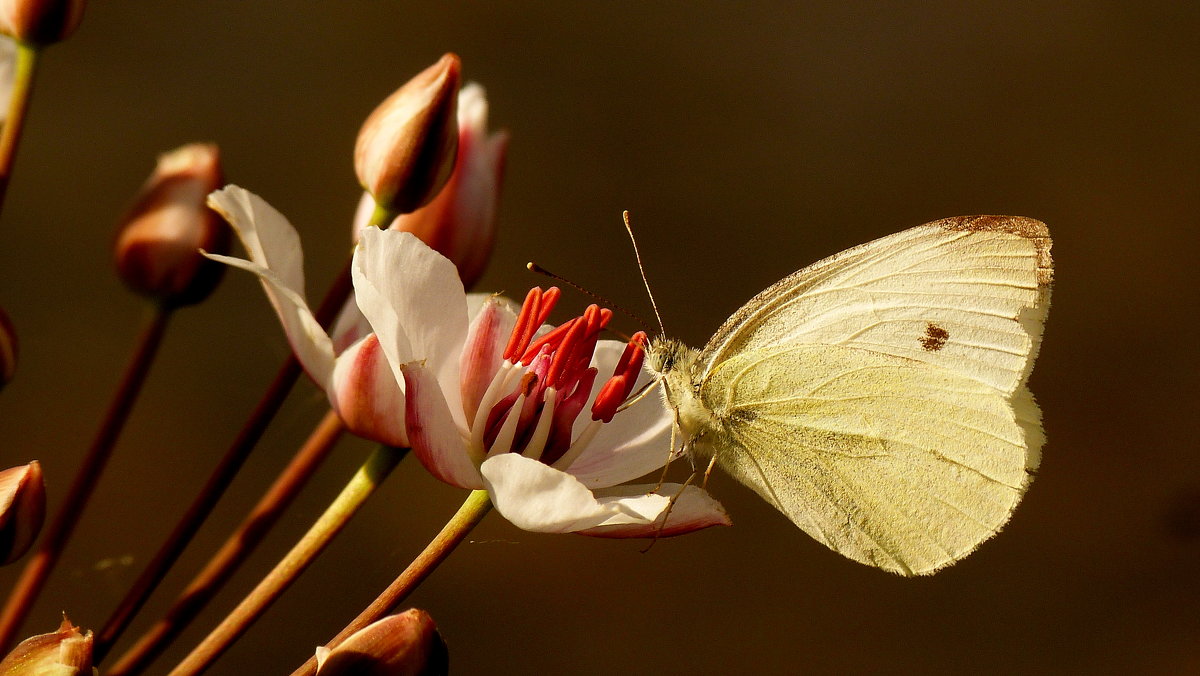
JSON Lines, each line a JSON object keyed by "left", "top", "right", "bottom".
{"left": 701, "top": 453, "right": 718, "bottom": 489}
{"left": 640, "top": 469, "right": 700, "bottom": 554}
{"left": 650, "top": 421, "right": 680, "bottom": 494}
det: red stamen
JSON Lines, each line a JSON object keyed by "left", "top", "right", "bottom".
{"left": 503, "top": 287, "right": 543, "bottom": 361}
{"left": 519, "top": 319, "right": 574, "bottom": 365}
{"left": 590, "top": 333, "right": 647, "bottom": 422}
{"left": 534, "top": 287, "right": 561, "bottom": 326}
{"left": 545, "top": 313, "right": 589, "bottom": 388}
{"left": 541, "top": 367, "right": 597, "bottom": 465}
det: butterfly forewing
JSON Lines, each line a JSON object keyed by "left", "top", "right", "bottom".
{"left": 698, "top": 217, "right": 1052, "bottom": 396}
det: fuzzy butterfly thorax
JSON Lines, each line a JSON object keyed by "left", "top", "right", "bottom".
{"left": 645, "top": 337, "right": 720, "bottom": 460}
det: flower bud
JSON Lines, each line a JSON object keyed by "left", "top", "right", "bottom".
{"left": 315, "top": 609, "right": 448, "bottom": 676}
{"left": 0, "top": 616, "right": 92, "bottom": 675}
{"left": 355, "top": 54, "right": 461, "bottom": 216}
{"left": 114, "top": 143, "right": 230, "bottom": 308}
{"left": 0, "top": 0, "right": 86, "bottom": 45}
{"left": 0, "top": 461, "right": 43, "bottom": 565}
{"left": 352, "top": 83, "right": 507, "bottom": 288}
{"left": 0, "top": 306, "right": 16, "bottom": 389}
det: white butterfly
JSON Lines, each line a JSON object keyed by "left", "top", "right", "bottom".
{"left": 645, "top": 216, "right": 1052, "bottom": 575}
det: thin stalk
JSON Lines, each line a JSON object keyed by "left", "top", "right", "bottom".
{"left": 289, "top": 490, "right": 492, "bottom": 676}
{"left": 101, "top": 410, "right": 346, "bottom": 674}
{"left": 167, "top": 444, "right": 409, "bottom": 676}
{"left": 89, "top": 257, "right": 354, "bottom": 661}
{"left": 0, "top": 41, "right": 39, "bottom": 216}
{"left": 0, "top": 305, "right": 172, "bottom": 650}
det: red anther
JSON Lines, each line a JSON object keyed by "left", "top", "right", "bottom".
{"left": 503, "top": 287, "right": 543, "bottom": 361}
{"left": 519, "top": 319, "right": 574, "bottom": 365}
{"left": 591, "top": 374, "right": 629, "bottom": 423}
{"left": 534, "top": 287, "right": 561, "bottom": 327}
{"left": 613, "top": 331, "right": 648, "bottom": 376}
{"left": 545, "top": 315, "right": 589, "bottom": 388}
{"left": 597, "top": 307, "right": 613, "bottom": 329}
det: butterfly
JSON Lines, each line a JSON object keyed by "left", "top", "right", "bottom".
{"left": 644, "top": 216, "right": 1052, "bottom": 575}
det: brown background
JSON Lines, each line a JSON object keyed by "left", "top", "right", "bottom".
{"left": 1, "top": 2, "right": 1198, "bottom": 674}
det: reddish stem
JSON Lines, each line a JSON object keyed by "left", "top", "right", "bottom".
{"left": 0, "top": 305, "right": 172, "bottom": 650}
{"left": 102, "top": 410, "right": 345, "bottom": 675}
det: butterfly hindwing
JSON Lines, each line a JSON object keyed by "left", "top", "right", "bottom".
{"left": 701, "top": 343, "right": 1032, "bottom": 575}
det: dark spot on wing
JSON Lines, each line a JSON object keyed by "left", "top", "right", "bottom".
{"left": 919, "top": 323, "right": 949, "bottom": 351}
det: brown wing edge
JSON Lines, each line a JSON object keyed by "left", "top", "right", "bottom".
{"left": 936, "top": 215, "right": 1054, "bottom": 286}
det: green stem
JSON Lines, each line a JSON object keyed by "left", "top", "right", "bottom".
{"left": 367, "top": 199, "right": 398, "bottom": 229}
{"left": 0, "top": 305, "right": 172, "bottom": 651}
{"left": 0, "top": 41, "right": 40, "bottom": 217}
{"left": 167, "top": 445, "right": 409, "bottom": 676}
{"left": 100, "top": 410, "right": 346, "bottom": 674}
{"left": 289, "top": 490, "right": 492, "bottom": 676}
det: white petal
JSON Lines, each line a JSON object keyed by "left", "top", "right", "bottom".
{"left": 353, "top": 229, "right": 470, "bottom": 425}
{"left": 562, "top": 340, "right": 674, "bottom": 488}
{"left": 201, "top": 254, "right": 335, "bottom": 387}
{"left": 205, "top": 186, "right": 335, "bottom": 385}
{"left": 330, "top": 297, "right": 372, "bottom": 355}
{"left": 400, "top": 361, "right": 482, "bottom": 489}
{"left": 578, "top": 483, "right": 732, "bottom": 538}
{"left": 0, "top": 37, "right": 14, "bottom": 122}
{"left": 482, "top": 453, "right": 678, "bottom": 533}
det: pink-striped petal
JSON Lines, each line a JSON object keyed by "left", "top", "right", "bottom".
{"left": 329, "top": 334, "right": 407, "bottom": 447}
{"left": 400, "top": 360, "right": 482, "bottom": 489}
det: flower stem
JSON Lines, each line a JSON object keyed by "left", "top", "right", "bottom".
{"left": 0, "top": 41, "right": 39, "bottom": 217}
{"left": 167, "top": 444, "right": 409, "bottom": 676}
{"left": 86, "top": 257, "right": 353, "bottom": 662}
{"left": 289, "top": 490, "right": 492, "bottom": 676}
{"left": 0, "top": 304, "right": 172, "bottom": 651}
{"left": 99, "top": 410, "right": 346, "bottom": 673}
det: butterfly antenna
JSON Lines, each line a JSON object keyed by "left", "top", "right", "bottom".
{"left": 526, "top": 261, "right": 653, "bottom": 335}
{"left": 623, "top": 211, "right": 666, "bottom": 336}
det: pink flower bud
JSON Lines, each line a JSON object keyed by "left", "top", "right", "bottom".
{"left": 355, "top": 54, "right": 461, "bottom": 215}
{"left": 0, "top": 616, "right": 92, "bottom": 675}
{"left": 0, "top": 307, "right": 15, "bottom": 389}
{"left": 114, "top": 143, "right": 230, "bottom": 307}
{"left": 315, "top": 609, "right": 447, "bottom": 676}
{"left": 0, "top": 0, "right": 85, "bottom": 45}
{"left": 0, "top": 461, "right": 44, "bottom": 565}
{"left": 351, "top": 84, "right": 506, "bottom": 288}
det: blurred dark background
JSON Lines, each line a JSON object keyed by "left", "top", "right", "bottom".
{"left": 1, "top": 2, "right": 1198, "bottom": 674}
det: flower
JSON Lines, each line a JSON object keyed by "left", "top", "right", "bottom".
{"left": 206, "top": 186, "right": 729, "bottom": 537}
{"left": 0, "top": 36, "right": 14, "bottom": 119}
{"left": 0, "top": 616, "right": 92, "bottom": 676}
{"left": 315, "top": 609, "right": 448, "bottom": 676}
{"left": 0, "top": 461, "right": 43, "bottom": 565}
{"left": 352, "top": 82, "right": 508, "bottom": 288}
{"left": 355, "top": 54, "right": 461, "bottom": 215}
{"left": 114, "top": 143, "right": 230, "bottom": 307}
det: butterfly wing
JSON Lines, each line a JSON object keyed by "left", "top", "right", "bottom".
{"left": 694, "top": 217, "right": 1051, "bottom": 574}
{"left": 700, "top": 216, "right": 1052, "bottom": 398}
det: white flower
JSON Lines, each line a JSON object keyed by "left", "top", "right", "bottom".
{"left": 206, "top": 185, "right": 729, "bottom": 537}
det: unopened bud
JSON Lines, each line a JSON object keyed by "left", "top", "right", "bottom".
{"left": 0, "top": 306, "right": 15, "bottom": 389}
{"left": 114, "top": 143, "right": 230, "bottom": 307}
{"left": 352, "top": 83, "right": 507, "bottom": 288}
{"left": 315, "top": 609, "right": 448, "bottom": 676}
{"left": 355, "top": 54, "right": 460, "bottom": 216}
{"left": 0, "top": 461, "right": 43, "bottom": 565}
{"left": 0, "top": 616, "right": 92, "bottom": 675}
{"left": 0, "top": 0, "right": 86, "bottom": 45}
